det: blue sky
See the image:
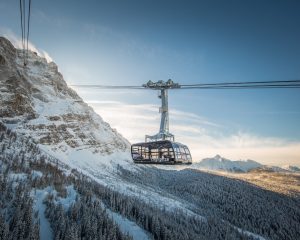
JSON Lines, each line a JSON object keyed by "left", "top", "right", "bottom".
{"left": 1, "top": 0, "right": 300, "bottom": 165}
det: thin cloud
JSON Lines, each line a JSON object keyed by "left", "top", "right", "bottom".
{"left": 171, "top": 109, "right": 221, "bottom": 127}
{"left": 88, "top": 100, "right": 300, "bottom": 166}
{"left": 33, "top": 9, "right": 70, "bottom": 29}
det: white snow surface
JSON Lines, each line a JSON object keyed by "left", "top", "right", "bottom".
{"left": 104, "top": 205, "right": 151, "bottom": 240}
{"left": 235, "top": 226, "right": 266, "bottom": 240}
{"left": 56, "top": 185, "right": 77, "bottom": 210}
{"left": 31, "top": 170, "right": 43, "bottom": 179}
{"left": 32, "top": 187, "right": 53, "bottom": 240}
{"left": 41, "top": 142, "right": 201, "bottom": 216}
{"left": 31, "top": 185, "right": 78, "bottom": 240}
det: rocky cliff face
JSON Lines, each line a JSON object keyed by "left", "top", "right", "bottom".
{"left": 0, "top": 37, "right": 130, "bottom": 163}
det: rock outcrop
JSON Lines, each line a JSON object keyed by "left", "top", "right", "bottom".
{"left": 0, "top": 37, "right": 130, "bottom": 160}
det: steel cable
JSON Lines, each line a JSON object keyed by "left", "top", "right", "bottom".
{"left": 71, "top": 80, "right": 300, "bottom": 90}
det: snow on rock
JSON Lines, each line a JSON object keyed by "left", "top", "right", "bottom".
{"left": 0, "top": 36, "right": 131, "bottom": 174}
{"left": 192, "top": 154, "right": 262, "bottom": 172}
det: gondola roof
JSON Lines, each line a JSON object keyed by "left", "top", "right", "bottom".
{"left": 132, "top": 140, "right": 188, "bottom": 149}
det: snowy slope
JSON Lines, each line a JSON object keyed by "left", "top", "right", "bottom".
{"left": 192, "top": 154, "right": 262, "bottom": 172}
{"left": 0, "top": 36, "right": 134, "bottom": 173}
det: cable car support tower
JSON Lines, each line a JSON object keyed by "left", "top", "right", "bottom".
{"left": 72, "top": 79, "right": 300, "bottom": 164}
{"left": 143, "top": 79, "right": 180, "bottom": 143}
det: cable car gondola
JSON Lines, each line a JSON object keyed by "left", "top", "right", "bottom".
{"left": 131, "top": 140, "right": 192, "bottom": 164}
{"left": 131, "top": 80, "right": 193, "bottom": 165}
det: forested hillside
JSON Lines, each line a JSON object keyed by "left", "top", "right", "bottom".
{"left": 2, "top": 122, "right": 300, "bottom": 239}
{"left": 1, "top": 122, "right": 263, "bottom": 240}
{"left": 118, "top": 165, "right": 300, "bottom": 240}
{"left": 0, "top": 123, "right": 132, "bottom": 240}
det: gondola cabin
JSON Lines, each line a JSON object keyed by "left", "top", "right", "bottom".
{"left": 131, "top": 140, "right": 192, "bottom": 164}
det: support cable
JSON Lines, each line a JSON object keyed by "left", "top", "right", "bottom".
{"left": 19, "top": 0, "right": 32, "bottom": 66}
{"left": 22, "top": 0, "right": 26, "bottom": 64}
{"left": 180, "top": 80, "right": 300, "bottom": 87}
{"left": 71, "top": 85, "right": 145, "bottom": 89}
{"left": 19, "top": 0, "right": 24, "bottom": 65}
{"left": 26, "top": 0, "right": 31, "bottom": 64}
{"left": 71, "top": 80, "right": 300, "bottom": 90}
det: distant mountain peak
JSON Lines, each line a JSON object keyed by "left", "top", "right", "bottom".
{"left": 192, "top": 155, "right": 262, "bottom": 172}
{"left": 214, "top": 154, "right": 222, "bottom": 161}
{"left": 193, "top": 154, "right": 300, "bottom": 173}
{"left": 282, "top": 165, "right": 300, "bottom": 172}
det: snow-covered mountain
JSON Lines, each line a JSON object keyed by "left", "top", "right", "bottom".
{"left": 0, "top": 36, "right": 133, "bottom": 174}
{"left": 1, "top": 37, "right": 300, "bottom": 240}
{"left": 282, "top": 165, "right": 300, "bottom": 172}
{"left": 192, "top": 154, "right": 262, "bottom": 172}
{"left": 192, "top": 155, "right": 300, "bottom": 173}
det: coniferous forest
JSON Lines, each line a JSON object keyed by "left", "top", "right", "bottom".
{"left": 1, "top": 122, "right": 300, "bottom": 240}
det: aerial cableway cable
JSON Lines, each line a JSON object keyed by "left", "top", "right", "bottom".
{"left": 19, "top": 0, "right": 32, "bottom": 66}
{"left": 71, "top": 80, "right": 300, "bottom": 90}
{"left": 71, "top": 79, "right": 299, "bottom": 165}
{"left": 19, "top": 0, "right": 24, "bottom": 63}
{"left": 180, "top": 79, "right": 300, "bottom": 87}
{"left": 71, "top": 85, "right": 145, "bottom": 89}
{"left": 26, "top": 0, "right": 31, "bottom": 63}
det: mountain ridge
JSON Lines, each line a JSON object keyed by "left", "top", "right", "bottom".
{"left": 192, "top": 154, "right": 262, "bottom": 172}
{"left": 0, "top": 36, "right": 131, "bottom": 167}
{"left": 192, "top": 154, "right": 300, "bottom": 173}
